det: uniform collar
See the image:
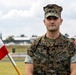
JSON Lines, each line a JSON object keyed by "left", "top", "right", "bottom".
{"left": 41, "top": 33, "right": 67, "bottom": 47}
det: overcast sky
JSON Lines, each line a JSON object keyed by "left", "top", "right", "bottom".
{"left": 0, "top": 0, "right": 76, "bottom": 38}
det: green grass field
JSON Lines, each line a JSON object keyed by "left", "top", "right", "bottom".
{"left": 0, "top": 62, "right": 25, "bottom": 75}
{"left": 0, "top": 45, "right": 29, "bottom": 75}
{"left": 6, "top": 45, "right": 29, "bottom": 52}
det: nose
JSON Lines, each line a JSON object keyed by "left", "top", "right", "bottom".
{"left": 49, "top": 19, "right": 55, "bottom": 24}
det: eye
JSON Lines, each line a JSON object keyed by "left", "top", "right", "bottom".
{"left": 53, "top": 17, "right": 58, "bottom": 20}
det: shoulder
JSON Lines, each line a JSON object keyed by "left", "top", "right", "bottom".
{"left": 31, "top": 36, "right": 42, "bottom": 45}
{"left": 27, "top": 35, "right": 44, "bottom": 55}
{"left": 31, "top": 35, "right": 45, "bottom": 46}
{"left": 61, "top": 34, "right": 72, "bottom": 42}
{"left": 60, "top": 34, "right": 75, "bottom": 47}
{"left": 62, "top": 34, "right": 76, "bottom": 53}
{"left": 61, "top": 34, "right": 69, "bottom": 40}
{"left": 28, "top": 35, "right": 44, "bottom": 49}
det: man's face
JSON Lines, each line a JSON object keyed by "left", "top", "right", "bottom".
{"left": 43, "top": 16, "right": 63, "bottom": 32}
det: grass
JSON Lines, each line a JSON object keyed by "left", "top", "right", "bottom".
{"left": 0, "top": 45, "right": 29, "bottom": 75}
{"left": 6, "top": 45, "right": 29, "bottom": 52}
{"left": 0, "top": 62, "right": 25, "bottom": 75}
{"left": 1, "top": 57, "right": 25, "bottom": 61}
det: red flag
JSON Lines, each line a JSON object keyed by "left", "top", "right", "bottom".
{"left": 0, "top": 39, "right": 9, "bottom": 60}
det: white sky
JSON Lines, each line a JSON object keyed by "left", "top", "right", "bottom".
{"left": 0, "top": 0, "right": 76, "bottom": 38}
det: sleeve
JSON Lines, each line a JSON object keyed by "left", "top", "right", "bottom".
{"left": 71, "top": 54, "right": 76, "bottom": 63}
{"left": 69, "top": 42, "right": 76, "bottom": 64}
{"left": 24, "top": 38, "right": 39, "bottom": 64}
{"left": 24, "top": 54, "right": 33, "bottom": 64}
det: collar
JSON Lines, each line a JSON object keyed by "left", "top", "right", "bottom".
{"left": 41, "top": 33, "right": 68, "bottom": 47}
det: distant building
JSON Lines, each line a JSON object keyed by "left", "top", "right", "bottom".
{"left": 13, "top": 37, "right": 31, "bottom": 45}
{"left": 2, "top": 36, "right": 38, "bottom": 45}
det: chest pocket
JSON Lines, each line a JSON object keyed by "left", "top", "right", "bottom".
{"left": 58, "top": 49, "right": 70, "bottom": 62}
{"left": 33, "top": 49, "right": 48, "bottom": 64}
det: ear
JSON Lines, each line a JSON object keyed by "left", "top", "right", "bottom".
{"left": 61, "top": 19, "right": 63, "bottom": 22}
{"left": 60, "top": 19, "right": 63, "bottom": 25}
{"left": 43, "top": 19, "right": 46, "bottom": 24}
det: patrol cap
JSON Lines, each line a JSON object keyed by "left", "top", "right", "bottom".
{"left": 43, "top": 4, "right": 63, "bottom": 18}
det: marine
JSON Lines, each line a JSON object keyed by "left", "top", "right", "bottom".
{"left": 25, "top": 4, "right": 76, "bottom": 75}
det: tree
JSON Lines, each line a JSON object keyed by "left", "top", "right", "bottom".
{"left": 20, "top": 34, "right": 26, "bottom": 37}
{"left": 5, "top": 36, "right": 14, "bottom": 43}
{"left": 32, "top": 35, "right": 38, "bottom": 37}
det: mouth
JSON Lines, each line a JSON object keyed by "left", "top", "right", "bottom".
{"left": 50, "top": 25, "right": 56, "bottom": 27}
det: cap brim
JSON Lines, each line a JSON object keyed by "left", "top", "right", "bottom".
{"left": 45, "top": 13, "right": 59, "bottom": 18}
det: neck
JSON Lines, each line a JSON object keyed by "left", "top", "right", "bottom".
{"left": 46, "top": 31, "right": 60, "bottom": 39}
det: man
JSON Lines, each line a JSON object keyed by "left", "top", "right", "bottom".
{"left": 24, "top": 4, "right": 76, "bottom": 75}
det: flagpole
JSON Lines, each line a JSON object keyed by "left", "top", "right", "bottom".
{"left": 7, "top": 53, "right": 22, "bottom": 75}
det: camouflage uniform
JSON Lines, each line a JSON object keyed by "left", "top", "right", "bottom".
{"left": 27, "top": 34, "right": 76, "bottom": 75}
{"left": 43, "top": 4, "right": 63, "bottom": 18}
{"left": 25, "top": 4, "right": 76, "bottom": 75}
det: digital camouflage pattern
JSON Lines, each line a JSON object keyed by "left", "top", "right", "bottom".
{"left": 27, "top": 34, "right": 76, "bottom": 75}
{"left": 43, "top": 4, "right": 63, "bottom": 18}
